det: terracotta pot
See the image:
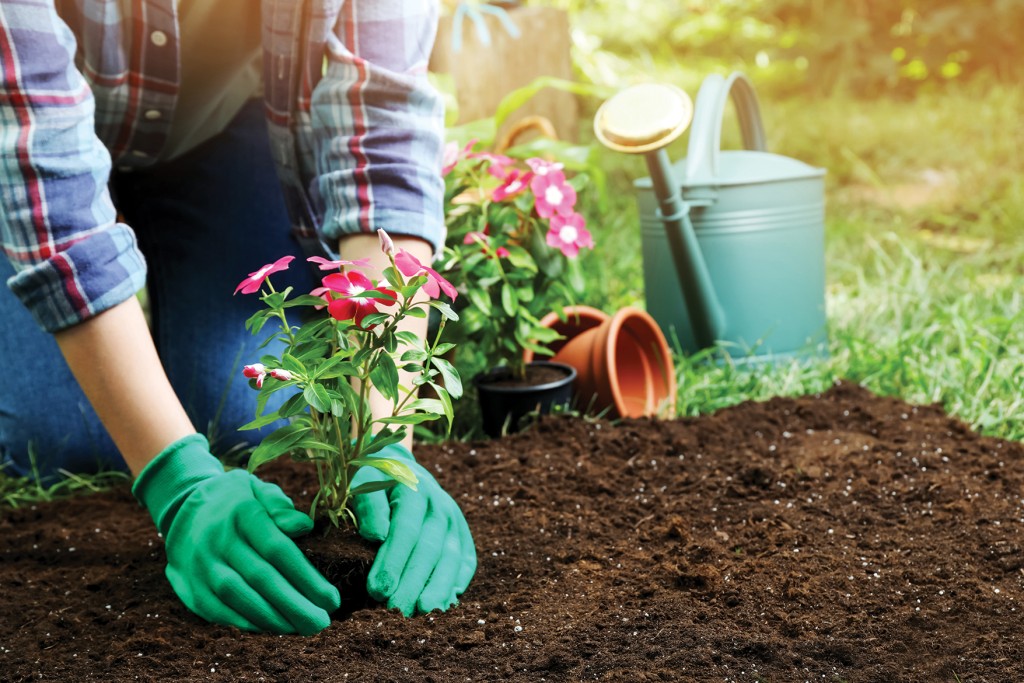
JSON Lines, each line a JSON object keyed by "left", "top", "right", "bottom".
{"left": 474, "top": 361, "right": 576, "bottom": 437}
{"left": 524, "top": 306, "right": 676, "bottom": 418}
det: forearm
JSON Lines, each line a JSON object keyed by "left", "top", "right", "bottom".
{"left": 54, "top": 296, "right": 195, "bottom": 475}
{"left": 339, "top": 233, "right": 432, "bottom": 452}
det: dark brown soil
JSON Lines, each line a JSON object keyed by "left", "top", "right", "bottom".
{"left": 3, "top": 381, "right": 1024, "bottom": 682}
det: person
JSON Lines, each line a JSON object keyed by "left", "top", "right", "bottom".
{"left": 0, "top": 0, "right": 476, "bottom": 636}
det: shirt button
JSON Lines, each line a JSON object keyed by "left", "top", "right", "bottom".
{"left": 144, "top": 109, "right": 162, "bottom": 120}
{"left": 150, "top": 30, "right": 168, "bottom": 47}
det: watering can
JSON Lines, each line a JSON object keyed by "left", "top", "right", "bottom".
{"left": 594, "top": 72, "right": 827, "bottom": 363}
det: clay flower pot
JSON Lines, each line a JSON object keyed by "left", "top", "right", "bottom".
{"left": 524, "top": 306, "right": 676, "bottom": 418}
{"left": 474, "top": 361, "right": 577, "bottom": 437}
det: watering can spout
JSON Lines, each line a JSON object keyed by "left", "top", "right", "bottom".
{"left": 594, "top": 83, "right": 727, "bottom": 349}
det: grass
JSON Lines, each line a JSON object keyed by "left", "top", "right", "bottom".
{"left": 0, "top": 450, "right": 130, "bottom": 509}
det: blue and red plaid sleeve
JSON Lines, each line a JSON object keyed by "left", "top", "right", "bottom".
{"left": 0, "top": 0, "right": 146, "bottom": 333}
{"left": 283, "top": 0, "right": 446, "bottom": 254}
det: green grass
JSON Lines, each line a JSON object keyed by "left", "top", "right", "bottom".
{"left": 0, "top": 450, "right": 130, "bottom": 509}
{"left": 579, "top": 81, "right": 1024, "bottom": 442}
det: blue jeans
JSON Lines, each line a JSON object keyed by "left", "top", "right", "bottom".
{"left": 0, "top": 100, "right": 318, "bottom": 479}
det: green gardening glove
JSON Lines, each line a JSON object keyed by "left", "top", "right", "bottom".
{"left": 351, "top": 444, "right": 476, "bottom": 616}
{"left": 132, "top": 434, "right": 341, "bottom": 635}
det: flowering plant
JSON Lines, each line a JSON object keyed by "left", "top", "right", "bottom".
{"left": 437, "top": 140, "right": 594, "bottom": 381}
{"left": 235, "top": 230, "right": 461, "bottom": 527}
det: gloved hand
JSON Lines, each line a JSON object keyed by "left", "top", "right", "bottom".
{"left": 132, "top": 433, "right": 341, "bottom": 635}
{"left": 351, "top": 444, "right": 476, "bottom": 616}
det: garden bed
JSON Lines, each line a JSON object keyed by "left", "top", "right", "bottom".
{"left": 2, "top": 381, "right": 1022, "bottom": 681}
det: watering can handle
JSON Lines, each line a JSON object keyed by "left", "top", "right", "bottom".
{"left": 684, "top": 72, "right": 767, "bottom": 182}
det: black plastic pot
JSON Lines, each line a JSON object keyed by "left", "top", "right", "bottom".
{"left": 474, "top": 361, "right": 577, "bottom": 437}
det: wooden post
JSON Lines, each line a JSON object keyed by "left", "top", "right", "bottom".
{"left": 431, "top": 5, "right": 578, "bottom": 142}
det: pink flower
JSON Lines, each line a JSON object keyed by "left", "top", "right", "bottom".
{"left": 463, "top": 231, "right": 488, "bottom": 246}
{"left": 546, "top": 212, "right": 594, "bottom": 258}
{"left": 531, "top": 173, "right": 577, "bottom": 218}
{"left": 234, "top": 256, "right": 294, "bottom": 295}
{"left": 394, "top": 250, "right": 458, "bottom": 301}
{"left": 309, "top": 285, "right": 331, "bottom": 310}
{"left": 525, "top": 157, "right": 564, "bottom": 177}
{"left": 306, "top": 255, "right": 373, "bottom": 271}
{"left": 377, "top": 228, "right": 395, "bottom": 256}
{"left": 269, "top": 368, "right": 294, "bottom": 381}
{"left": 468, "top": 151, "right": 515, "bottom": 180}
{"left": 442, "top": 139, "right": 478, "bottom": 176}
{"left": 321, "top": 271, "right": 397, "bottom": 327}
{"left": 495, "top": 246, "right": 511, "bottom": 258}
{"left": 491, "top": 168, "right": 533, "bottom": 202}
{"left": 243, "top": 363, "right": 267, "bottom": 388}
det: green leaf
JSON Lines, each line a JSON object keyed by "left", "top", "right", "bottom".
{"left": 467, "top": 288, "right": 492, "bottom": 316}
{"left": 378, "top": 413, "right": 439, "bottom": 425}
{"left": 429, "top": 300, "right": 459, "bottom": 322}
{"left": 395, "top": 331, "right": 423, "bottom": 348}
{"left": 361, "top": 429, "right": 406, "bottom": 455}
{"left": 349, "top": 479, "right": 399, "bottom": 496}
{"left": 504, "top": 245, "right": 537, "bottom": 272}
{"left": 404, "top": 307, "right": 427, "bottom": 319}
{"left": 283, "top": 294, "right": 332, "bottom": 308}
{"left": 281, "top": 353, "right": 306, "bottom": 375}
{"left": 291, "top": 437, "right": 340, "bottom": 454}
{"left": 424, "top": 387, "right": 455, "bottom": 430}
{"left": 254, "top": 379, "right": 294, "bottom": 419}
{"left": 303, "top": 383, "right": 332, "bottom": 413}
{"left": 361, "top": 312, "right": 391, "bottom": 328}
{"left": 501, "top": 284, "right": 519, "bottom": 317}
{"left": 317, "top": 358, "right": 359, "bottom": 380}
{"left": 247, "top": 424, "right": 310, "bottom": 471}
{"left": 433, "top": 342, "right": 456, "bottom": 356}
{"left": 263, "top": 291, "right": 286, "bottom": 309}
{"left": 278, "top": 392, "right": 308, "bottom": 418}
{"left": 368, "top": 353, "right": 400, "bottom": 402}
{"left": 430, "top": 356, "right": 463, "bottom": 399}
{"left": 401, "top": 349, "right": 429, "bottom": 363}
{"left": 349, "top": 457, "right": 419, "bottom": 490}
{"left": 238, "top": 410, "right": 283, "bottom": 431}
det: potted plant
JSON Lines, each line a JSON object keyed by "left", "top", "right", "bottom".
{"left": 438, "top": 139, "right": 595, "bottom": 436}
{"left": 235, "top": 230, "right": 461, "bottom": 528}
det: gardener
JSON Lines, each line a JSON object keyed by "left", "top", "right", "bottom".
{"left": 0, "top": 0, "right": 476, "bottom": 636}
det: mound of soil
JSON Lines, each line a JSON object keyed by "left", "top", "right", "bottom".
{"left": 2, "top": 381, "right": 1023, "bottom": 682}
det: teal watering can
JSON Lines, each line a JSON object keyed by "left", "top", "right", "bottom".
{"left": 594, "top": 72, "right": 827, "bottom": 363}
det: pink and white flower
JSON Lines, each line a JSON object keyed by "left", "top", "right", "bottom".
{"left": 525, "top": 157, "right": 564, "bottom": 177}
{"left": 321, "top": 271, "right": 397, "bottom": 328}
{"left": 306, "top": 255, "right": 373, "bottom": 272}
{"left": 531, "top": 173, "right": 577, "bottom": 218}
{"left": 442, "top": 139, "right": 478, "bottom": 176}
{"left": 234, "top": 256, "right": 294, "bottom": 295}
{"left": 546, "top": 212, "right": 593, "bottom": 258}
{"left": 377, "top": 228, "right": 396, "bottom": 256}
{"left": 242, "top": 363, "right": 268, "bottom": 388}
{"left": 491, "top": 168, "right": 533, "bottom": 202}
{"left": 394, "top": 250, "right": 458, "bottom": 301}
{"left": 268, "top": 368, "right": 294, "bottom": 382}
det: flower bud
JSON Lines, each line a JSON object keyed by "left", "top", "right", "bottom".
{"left": 242, "top": 363, "right": 266, "bottom": 379}
{"left": 377, "top": 228, "right": 395, "bottom": 256}
{"left": 269, "top": 368, "right": 293, "bottom": 381}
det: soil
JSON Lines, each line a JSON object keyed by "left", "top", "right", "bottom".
{"left": 478, "top": 362, "right": 574, "bottom": 388}
{"left": 3, "top": 381, "right": 1024, "bottom": 682}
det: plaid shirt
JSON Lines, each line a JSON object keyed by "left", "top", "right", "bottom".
{"left": 0, "top": 0, "right": 445, "bottom": 332}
